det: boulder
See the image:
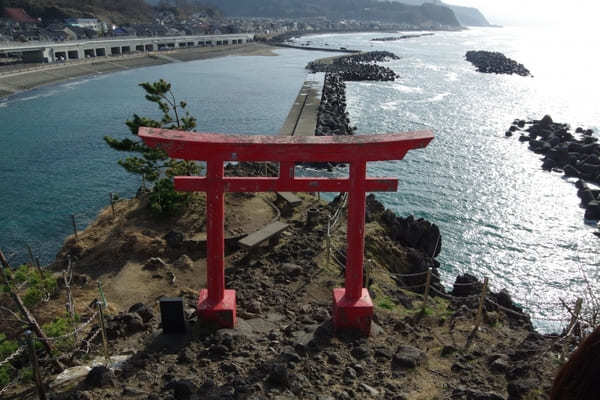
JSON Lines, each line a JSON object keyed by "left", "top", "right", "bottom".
{"left": 584, "top": 201, "right": 600, "bottom": 220}
{"left": 143, "top": 257, "right": 167, "bottom": 271}
{"left": 173, "top": 254, "right": 193, "bottom": 269}
{"left": 165, "top": 231, "right": 184, "bottom": 248}
{"left": 82, "top": 366, "right": 115, "bottom": 389}
{"left": 392, "top": 345, "right": 426, "bottom": 369}
{"left": 128, "top": 303, "right": 154, "bottom": 323}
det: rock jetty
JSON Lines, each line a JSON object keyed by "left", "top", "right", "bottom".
{"left": 371, "top": 33, "right": 434, "bottom": 41}
{"left": 466, "top": 50, "right": 531, "bottom": 76}
{"left": 316, "top": 73, "right": 353, "bottom": 137}
{"left": 307, "top": 51, "right": 399, "bottom": 82}
{"left": 506, "top": 115, "right": 600, "bottom": 220}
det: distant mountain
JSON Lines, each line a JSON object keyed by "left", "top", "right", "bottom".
{"left": 382, "top": 0, "right": 491, "bottom": 26}
{"left": 200, "top": 0, "right": 461, "bottom": 28}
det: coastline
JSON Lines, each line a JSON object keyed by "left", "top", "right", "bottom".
{"left": 0, "top": 43, "right": 277, "bottom": 100}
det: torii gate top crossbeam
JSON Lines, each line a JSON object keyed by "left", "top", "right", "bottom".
{"left": 138, "top": 128, "right": 433, "bottom": 162}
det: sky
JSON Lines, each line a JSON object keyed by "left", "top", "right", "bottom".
{"left": 447, "top": 0, "right": 600, "bottom": 27}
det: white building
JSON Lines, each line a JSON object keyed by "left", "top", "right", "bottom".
{"left": 65, "top": 18, "right": 105, "bottom": 32}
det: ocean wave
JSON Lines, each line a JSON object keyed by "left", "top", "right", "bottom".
{"left": 445, "top": 72, "right": 458, "bottom": 82}
{"left": 392, "top": 83, "right": 423, "bottom": 94}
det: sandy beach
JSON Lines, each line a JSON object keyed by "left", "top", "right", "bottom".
{"left": 0, "top": 43, "right": 277, "bottom": 99}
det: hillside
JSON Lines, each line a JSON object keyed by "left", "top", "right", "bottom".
{"left": 384, "top": 0, "right": 491, "bottom": 26}
{"left": 203, "top": 0, "right": 461, "bottom": 27}
{"left": 0, "top": 170, "right": 560, "bottom": 399}
{"left": 2, "top": 0, "right": 155, "bottom": 24}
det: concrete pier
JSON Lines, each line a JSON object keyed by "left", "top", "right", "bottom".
{"left": 280, "top": 73, "right": 324, "bottom": 137}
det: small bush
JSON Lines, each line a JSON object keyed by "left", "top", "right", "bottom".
{"left": 43, "top": 317, "right": 74, "bottom": 353}
{"left": 149, "top": 178, "right": 188, "bottom": 217}
{"left": 0, "top": 334, "right": 19, "bottom": 387}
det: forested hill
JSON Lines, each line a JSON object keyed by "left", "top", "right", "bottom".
{"left": 1, "top": 0, "right": 219, "bottom": 25}
{"left": 382, "top": 0, "right": 491, "bottom": 26}
{"left": 203, "top": 0, "right": 461, "bottom": 27}
{"left": 1, "top": 0, "right": 155, "bottom": 24}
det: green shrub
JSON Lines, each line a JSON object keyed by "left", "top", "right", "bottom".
{"left": 0, "top": 334, "right": 19, "bottom": 388}
{"left": 149, "top": 178, "right": 189, "bottom": 217}
{"left": 43, "top": 317, "right": 74, "bottom": 352}
{"left": 23, "top": 287, "right": 42, "bottom": 307}
{"left": 9, "top": 264, "right": 57, "bottom": 307}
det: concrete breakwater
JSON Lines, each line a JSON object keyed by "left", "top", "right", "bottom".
{"left": 466, "top": 50, "right": 531, "bottom": 76}
{"left": 507, "top": 115, "right": 600, "bottom": 220}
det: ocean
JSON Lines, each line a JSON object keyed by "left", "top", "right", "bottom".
{"left": 1, "top": 27, "right": 598, "bottom": 331}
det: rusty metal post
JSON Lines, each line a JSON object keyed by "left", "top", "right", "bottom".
{"left": 25, "top": 331, "right": 47, "bottom": 400}
{"left": 96, "top": 301, "right": 110, "bottom": 366}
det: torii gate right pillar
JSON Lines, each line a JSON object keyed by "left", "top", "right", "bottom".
{"left": 332, "top": 160, "right": 373, "bottom": 335}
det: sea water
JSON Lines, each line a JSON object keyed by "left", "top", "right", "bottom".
{"left": 1, "top": 27, "right": 598, "bottom": 330}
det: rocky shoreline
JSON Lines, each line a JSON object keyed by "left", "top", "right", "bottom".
{"left": 506, "top": 115, "right": 599, "bottom": 221}
{"left": 466, "top": 50, "right": 531, "bottom": 77}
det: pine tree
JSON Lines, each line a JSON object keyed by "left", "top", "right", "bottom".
{"left": 104, "top": 79, "right": 199, "bottom": 216}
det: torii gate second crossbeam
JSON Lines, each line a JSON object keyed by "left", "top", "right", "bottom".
{"left": 139, "top": 127, "right": 434, "bottom": 336}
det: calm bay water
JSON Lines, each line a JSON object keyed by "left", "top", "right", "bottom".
{"left": 1, "top": 28, "right": 598, "bottom": 329}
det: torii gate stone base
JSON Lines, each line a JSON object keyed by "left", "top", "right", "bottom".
{"left": 140, "top": 127, "right": 433, "bottom": 336}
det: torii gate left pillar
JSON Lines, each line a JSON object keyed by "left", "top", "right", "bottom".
{"left": 140, "top": 127, "right": 433, "bottom": 336}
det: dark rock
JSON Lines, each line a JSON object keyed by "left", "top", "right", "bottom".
{"left": 82, "top": 366, "right": 115, "bottom": 389}
{"left": 489, "top": 356, "right": 509, "bottom": 374}
{"left": 267, "top": 363, "right": 290, "bottom": 386}
{"left": 507, "top": 379, "right": 536, "bottom": 400}
{"left": 392, "top": 345, "right": 425, "bottom": 369}
{"left": 540, "top": 115, "right": 553, "bottom": 128}
{"left": 281, "top": 263, "right": 302, "bottom": 277}
{"left": 584, "top": 201, "right": 600, "bottom": 220}
{"left": 452, "top": 274, "right": 482, "bottom": 297}
{"left": 441, "top": 345, "right": 457, "bottom": 357}
{"left": 128, "top": 303, "right": 154, "bottom": 323}
{"left": 351, "top": 345, "right": 370, "bottom": 360}
{"left": 165, "top": 379, "right": 197, "bottom": 400}
{"left": 165, "top": 231, "right": 184, "bottom": 248}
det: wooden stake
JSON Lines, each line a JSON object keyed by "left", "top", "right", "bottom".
{"left": 96, "top": 301, "right": 110, "bottom": 366}
{"left": 25, "top": 331, "right": 47, "bottom": 400}
{"left": 0, "top": 249, "right": 61, "bottom": 368}
{"left": 474, "top": 277, "right": 489, "bottom": 331}
{"left": 71, "top": 214, "right": 78, "bottom": 241}
{"left": 421, "top": 268, "right": 432, "bottom": 313}
{"left": 326, "top": 219, "right": 331, "bottom": 269}
{"left": 109, "top": 193, "right": 115, "bottom": 218}
{"left": 561, "top": 298, "right": 583, "bottom": 362}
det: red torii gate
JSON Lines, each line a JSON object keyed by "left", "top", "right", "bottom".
{"left": 139, "top": 127, "right": 433, "bottom": 335}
